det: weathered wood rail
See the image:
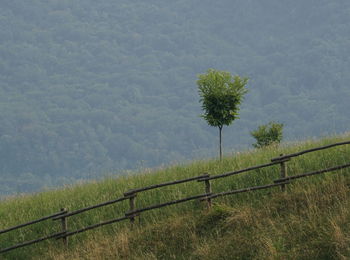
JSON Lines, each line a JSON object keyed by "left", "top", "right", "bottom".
{"left": 274, "top": 163, "right": 350, "bottom": 183}
{"left": 0, "top": 209, "right": 67, "bottom": 253}
{"left": 200, "top": 182, "right": 289, "bottom": 201}
{"left": 125, "top": 193, "right": 210, "bottom": 217}
{"left": 271, "top": 140, "right": 350, "bottom": 162}
{"left": 0, "top": 231, "right": 66, "bottom": 254}
{"left": 123, "top": 174, "right": 209, "bottom": 196}
{"left": 0, "top": 210, "right": 67, "bottom": 235}
{"left": 1, "top": 140, "right": 349, "bottom": 255}
{"left": 197, "top": 160, "right": 289, "bottom": 182}
{"left": 52, "top": 196, "right": 131, "bottom": 220}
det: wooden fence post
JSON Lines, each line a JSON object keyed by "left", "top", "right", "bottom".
{"left": 279, "top": 154, "right": 287, "bottom": 192}
{"left": 128, "top": 193, "right": 137, "bottom": 225}
{"left": 204, "top": 176, "right": 212, "bottom": 209}
{"left": 60, "top": 208, "right": 68, "bottom": 247}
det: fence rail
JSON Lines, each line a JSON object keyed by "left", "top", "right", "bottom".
{"left": 124, "top": 174, "right": 209, "bottom": 196}
{"left": 274, "top": 163, "right": 350, "bottom": 183}
{"left": 52, "top": 196, "right": 130, "bottom": 220}
{"left": 271, "top": 140, "right": 350, "bottom": 162}
{"left": 0, "top": 210, "right": 67, "bottom": 235}
{"left": 0, "top": 231, "right": 66, "bottom": 254}
{"left": 125, "top": 193, "right": 210, "bottom": 216}
{"left": 56, "top": 216, "right": 130, "bottom": 239}
{"left": 1, "top": 140, "right": 349, "bottom": 254}
{"left": 197, "top": 160, "right": 289, "bottom": 182}
{"left": 201, "top": 182, "right": 290, "bottom": 201}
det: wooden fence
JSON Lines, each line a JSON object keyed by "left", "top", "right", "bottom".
{"left": 1, "top": 140, "right": 350, "bottom": 254}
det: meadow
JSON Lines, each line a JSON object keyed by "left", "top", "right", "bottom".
{"left": 1, "top": 133, "right": 350, "bottom": 259}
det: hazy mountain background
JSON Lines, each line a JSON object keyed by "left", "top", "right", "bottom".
{"left": 1, "top": 0, "right": 350, "bottom": 196}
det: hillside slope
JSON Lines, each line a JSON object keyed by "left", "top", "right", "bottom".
{"left": 0, "top": 133, "right": 349, "bottom": 259}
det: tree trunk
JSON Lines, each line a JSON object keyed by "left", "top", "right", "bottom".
{"left": 219, "top": 126, "right": 223, "bottom": 160}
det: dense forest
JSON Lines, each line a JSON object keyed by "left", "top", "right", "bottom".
{"left": 1, "top": 0, "right": 350, "bottom": 196}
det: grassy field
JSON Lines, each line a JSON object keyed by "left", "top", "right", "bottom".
{"left": 1, "top": 133, "right": 350, "bottom": 259}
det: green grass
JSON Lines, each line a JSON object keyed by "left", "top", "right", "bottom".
{"left": 1, "top": 133, "right": 350, "bottom": 259}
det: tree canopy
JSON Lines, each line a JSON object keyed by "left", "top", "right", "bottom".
{"left": 198, "top": 69, "right": 248, "bottom": 128}
{"left": 0, "top": 0, "right": 350, "bottom": 196}
{"left": 197, "top": 69, "right": 248, "bottom": 159}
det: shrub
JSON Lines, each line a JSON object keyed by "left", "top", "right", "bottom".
{"left": 250, "top": 121, "right": 283, "bottom": 148}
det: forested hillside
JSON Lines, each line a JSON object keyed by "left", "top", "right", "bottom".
{"left": 1, "top": 0, "right": 350, "bottom": 196}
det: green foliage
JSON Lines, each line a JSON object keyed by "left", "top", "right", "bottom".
{"left": 251, "top": 121, "right": 284, "bottom": 148}
{"left": 197, "top": 69, "right": 248, "bottom": 129}
{"left": 1, "top": 1, "right": 350, "bottom": 195}
{"left": 197, "top": 69, "right": 248, "bottom": 159}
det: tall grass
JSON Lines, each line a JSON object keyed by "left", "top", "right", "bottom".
{"left": 0, "top": 133, "right": 349, "bottom": 259}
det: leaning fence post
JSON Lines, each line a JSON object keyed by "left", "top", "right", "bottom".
{"left": 279, "top": 154, "right": 288, "bottom": 192}
{"left": 204, "top": 176, "right": 212, "bottom": 209}
{"left": 60, "top": 208, "right": 68, "bottom": 247}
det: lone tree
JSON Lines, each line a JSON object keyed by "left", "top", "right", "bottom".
{"left": 197, "top": 69, "right": 248, "bottom": 160}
